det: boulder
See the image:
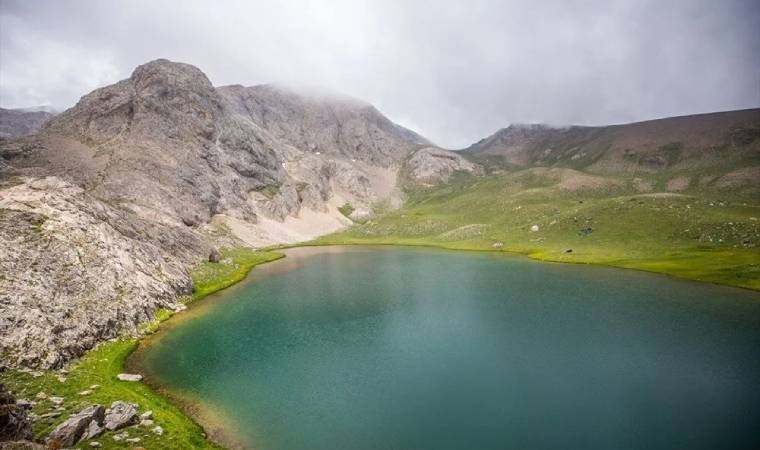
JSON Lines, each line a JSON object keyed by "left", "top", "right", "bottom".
{"left": 209, "top": 248, "right": 221, "bottom": 263}
{"left": 47, "top": 404, "right": 105, "bottom": 447}
{"left": 116, "top": 373, "right": 143, "bottom": 382}
{"left": 104, "top": 401, "right": 139, "bottom": 431}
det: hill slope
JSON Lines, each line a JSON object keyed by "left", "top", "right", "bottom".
{"left": 0, "top": 107, "right": 55, "bottom": 138}
{"left": 319, "top": 110, "right": 760, "bottom": 290}
{"left": 465, "top": 109, "right": 760, "bottom": 176}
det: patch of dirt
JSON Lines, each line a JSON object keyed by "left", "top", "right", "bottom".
{"left": 666, "top": 176, "right": 690, "bottom": 191}
{"left": 436, "top": 223, "right": 488, "bottom": 241}
{"left": 713, "top": 167, "right": 760, "bottom": 190}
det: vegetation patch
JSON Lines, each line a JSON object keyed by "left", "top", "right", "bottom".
{"left": 1, "top": 339, "right": 220, "bottom": 449}
{"left": 314, "top": 169, "right": 760, "bottom": 291}
{"left": 1, "top": 247, "right": 284, "bottom": 449}
{"left": 191, "top": 248, "right": 284, "bottom": 301}
{"left": 338, "top": 203, "right": 355, "bottom": 219}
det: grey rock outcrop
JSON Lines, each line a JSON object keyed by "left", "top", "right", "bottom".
{"left": 103, "top": 401, "right": 139, "bottom": 431}
{"left": 47, "top": 404, "right": 104, "bottom": 447}
{"left": 0, "top": 176, "right": 207, "bottom": 368}
{"left": 405, "top": 147, "right": 482, "bottom": 185}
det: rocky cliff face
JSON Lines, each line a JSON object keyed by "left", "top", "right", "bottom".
{"left": 0, "top": 176, "right": 209, "bottom": 368}
{"left": 0, "top": 59, "right": 460, "bottom": 368}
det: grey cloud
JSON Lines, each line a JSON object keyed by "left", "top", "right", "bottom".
{"left": 1, "top": 0, "right": 758, "bottom": 147}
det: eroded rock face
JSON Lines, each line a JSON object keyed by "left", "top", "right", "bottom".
{"left": 405, "top": 147, "right": 482, "bottom": 185}
{"left": 0, "top": 176, "right": 208, "bottom": 368}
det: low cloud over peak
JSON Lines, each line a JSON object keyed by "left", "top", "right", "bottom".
{"left": 1, "top": 0, "right": 758, "bottom": 148}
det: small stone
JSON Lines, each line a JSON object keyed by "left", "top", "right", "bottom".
{"left": 140, "top": 419, "right": 154, "bottom": 427}
{"left": 89, "top": 442, "right": 101, "bottom": 448}
{"left": 530, "top": 224, "right": 540, "bottom": 232}
{"left": 31, "top": 371, "right": 44, "bottom": 377}
{"left": 35, "top": 392, "right": 47, "bottom": 400}
{"left": 116, "top": 373, "right": 143, "bottom": 382}
{"left": 151, "top": 425, "right": 164, "bottom": 436}
{"left": 139, "top": 410, "right": 153, "bottom": 420}
{"left": 58, "top": 376, "right": 67, "bottom": 383}
{"left": 90, "top": 384, "right": 101, "bottom": 389}
{"left": 112, "top": 431, "right": 129, "bottom": 441}
{"left": 126, "top": 437, "right": 141, "bottom": 443}
{"left": 79, "top": 390, "right": 93, "bottom": 396}
{"left": 209, "top": 248, "right": 221, "bottom": 263}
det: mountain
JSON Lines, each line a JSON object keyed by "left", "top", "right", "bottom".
{"left": 0, "top": 107, "right": 55, "bottom": 138}
{"left": 465, "top": 109, "right": 760, "bottom": 174}
{"left": 0, "top": 59, "right": 476, "bottom": 368}
{"left": 3, "top": 58, "right": 754, "bottom": 369}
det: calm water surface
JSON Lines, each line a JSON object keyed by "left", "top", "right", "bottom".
{"left": 140, "top": 247, "right": 760, "bottom": 450}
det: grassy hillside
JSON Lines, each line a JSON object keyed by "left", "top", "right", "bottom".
{"left": 464, "top": 109, "right": 760, "bottom": 175}
{"left": 315, "top": 168, "right": 760, "bottom": 290}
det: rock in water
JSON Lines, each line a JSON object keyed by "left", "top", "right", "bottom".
{"left": 46, "top": 404, "right": 105, "bottom": 447}
{"left": 104, "top": 401, "right": 139, "bottom": 431}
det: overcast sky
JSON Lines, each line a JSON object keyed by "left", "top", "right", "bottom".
{"left": 1, "top": 0, "right": 758, "bottom": 147}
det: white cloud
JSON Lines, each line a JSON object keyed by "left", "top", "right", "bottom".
{"left": 1, "top": 0, "right": 758, "bottom": 147}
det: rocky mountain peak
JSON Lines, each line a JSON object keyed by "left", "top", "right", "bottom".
{"left": 45, "top": 58, "right": 221, "bottom": 145}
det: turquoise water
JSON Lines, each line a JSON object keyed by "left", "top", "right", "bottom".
{"left": 141, "top": 247, "right": 760, "bottom": 450}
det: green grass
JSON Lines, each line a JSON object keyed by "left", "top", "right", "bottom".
{"left": 315, "top": 169, "right": 760, "bottom": 290}
{"left": 1, "top": 247, "right": 284, "bottom": 449}
{"left": 191, "top": 248, "right": 284, "bottom": 301}
{"left": 338, "top": 203, "right": 355, "bottom": 219}
{"left": 2, "top": 340, "right": 218, "bottom": 449}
